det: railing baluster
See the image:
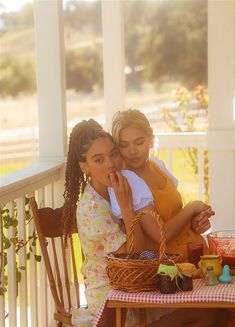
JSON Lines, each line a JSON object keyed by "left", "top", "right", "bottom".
{"left": 17, "top": 196, "right": 28, "bottom": 327}
{"left": 0, "top": 281, "right": 5, "bottom": 327}
{"left": 6, "top": 201, "right": 17, "bottom": 327}
{"left": 36, "top": 188, "right": 48, "bottom": 327}
{"left": 0, "top": 161, "right": 66, "bottom": 326}
{"left": 29, "top": 204, "right": 38, "bottom": 327}
{"left": 0, "top": 205, "right": 6, "bottom": 327}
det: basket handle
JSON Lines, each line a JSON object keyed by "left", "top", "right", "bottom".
{"left": 128, "top": 210, "right": 166, "bottom": 260}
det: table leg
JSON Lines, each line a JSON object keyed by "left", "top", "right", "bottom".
{"left": 231, "top": 309, "right": 235, "bottom": 325}
{"left": 116, "top": 307, "right": 121, "bottom": 327}
{"left": 139, "top": 308, "right": 147, "bottom": 327}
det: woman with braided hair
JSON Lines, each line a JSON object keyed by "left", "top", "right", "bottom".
{"left": 63, "top": 119, "right": 226, "bottom": 327}
{"left": 63, "top": 119, "right": 158, "bottom": 325}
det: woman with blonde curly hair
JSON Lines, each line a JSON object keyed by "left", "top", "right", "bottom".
{"left": 112, "top": 108, "right": 213, "bottom": 259}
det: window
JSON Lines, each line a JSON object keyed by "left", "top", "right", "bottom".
{"left": 0, "top": 0, "right": 37, "bottom": 175}
{"left": 63, "top": 0, "right": 104, "bottom": 134}
{"left": 124, "top": 0, "right": 208, "bottom": 132}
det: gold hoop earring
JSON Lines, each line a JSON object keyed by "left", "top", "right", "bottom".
{"left": 83, "top": 171, "right": 90, "bottom": 179}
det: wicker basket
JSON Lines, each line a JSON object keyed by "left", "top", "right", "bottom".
{"left": 106, "top": 211, "right": 183, "bottom": 292}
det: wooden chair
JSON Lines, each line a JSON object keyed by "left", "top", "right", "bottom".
{"left": 30, "top": 197, "right": 91, "bottom": 327}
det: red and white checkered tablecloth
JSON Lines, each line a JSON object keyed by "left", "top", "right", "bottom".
{"left": 93, "top": 279, "right": 235, "bottom": 327}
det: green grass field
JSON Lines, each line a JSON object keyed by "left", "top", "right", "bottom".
{"left": 0, "top": 161, "right": 30, "bottom": 176}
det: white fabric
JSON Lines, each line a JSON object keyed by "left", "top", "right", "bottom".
{"left": 108, "top": 170, "right": 154, "bottom": 219}
{"left": 150, "top": 156, "right": 178, "bottom": 187}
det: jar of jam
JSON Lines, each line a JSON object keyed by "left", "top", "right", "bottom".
{"left": 177, "top": 274, "right": 193, "bottom": 291}
{"left": 159, "top": 273, "right": 177, "bottom": 294}
{"left": 187, "top": 241, "right": 204, "bottom": 267}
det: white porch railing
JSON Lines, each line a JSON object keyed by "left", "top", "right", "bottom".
{"left": 0, "top": 160, "right": 66, "bottom": 327}
{"left": 0, "top": 132, "right": 206, "bottom": 327}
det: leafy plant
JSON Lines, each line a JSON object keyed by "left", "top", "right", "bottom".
{"left": 0, "top": 197, "right": 40, "bottom": 318}
{"left": 161, "top": 85, "right": 208, "bottom": 202}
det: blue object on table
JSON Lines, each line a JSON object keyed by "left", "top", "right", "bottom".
{"left": 218, "top": 265, "right": 233, "bottom": 284}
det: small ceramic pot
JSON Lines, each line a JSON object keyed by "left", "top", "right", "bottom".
{"left": 198, "top": 255, "right": 222, "bottom": 277}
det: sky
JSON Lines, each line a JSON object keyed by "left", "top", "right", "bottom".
{"left": 0, "top": 0, "right": 33, "bottom": 13}
{"left": 0, "top": 0, "right": 95, "bottom": 13}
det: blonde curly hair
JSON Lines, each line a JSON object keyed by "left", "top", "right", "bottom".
{"left": 112, "top": 108, "right": 154, "bottom": 145}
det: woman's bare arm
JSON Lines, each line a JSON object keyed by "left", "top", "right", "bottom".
{"left": 139, "top": 201, "right": 211, "bottom": 245}
{"left": 110, "top": 171, "right": 212, "bottom": 248}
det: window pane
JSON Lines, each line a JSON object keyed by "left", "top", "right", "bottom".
{"left": 63, "top": 0, "right": 104, "bottom": 135}
{"left": 124, "top": 0, "right": 208, "bottom": 132}
{"left": 0, "top": 0, "right": 37, "bottom": 175}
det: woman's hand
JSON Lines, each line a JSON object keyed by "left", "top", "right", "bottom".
{"left": 185, "top": 200, "right": 212, "bottom": 217}
{"left": 110, "top": 171, "right": 134, "bottom": 250}
{"left": 191, "top": 207, "right": 215, "bottom": 234}
{"left": 109, "top": 171, "right": 133, "bottom": 215}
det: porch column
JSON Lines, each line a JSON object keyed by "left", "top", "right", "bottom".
{"left": 34, "top": 0, "right": 67, "bottom": 160}
{"left": 101, "top": 0, "right": 126, "bottom": 131}
{"left": 207, "top": 0, "right": 235, "bottom": 230}
{"left": 33, "top": 2, "right": 66, "bottom": 325}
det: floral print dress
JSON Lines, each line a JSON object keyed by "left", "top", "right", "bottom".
{"left": 76, "top": 183, "right": 126, "bottom": 319}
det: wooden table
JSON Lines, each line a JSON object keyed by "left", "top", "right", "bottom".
{"left": 94, "top": 279, "right": 235, "bottom": 327}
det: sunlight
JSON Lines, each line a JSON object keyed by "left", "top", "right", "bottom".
{"left": 0, "top": 0, "right": 97, "bottom": 14}
{"left": 0, "top": 0, "right": 33, "bottom": 13}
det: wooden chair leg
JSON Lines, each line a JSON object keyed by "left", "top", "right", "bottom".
{"left": 139, "top": 308, "right": 147, "bottom": 327}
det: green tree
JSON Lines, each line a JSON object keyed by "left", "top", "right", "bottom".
{"left": 0, "top": 54, "right": 36, "bottom": 97}
{"left": 124, "top": 0, "right": 207, "bottom": 88}
{"left": 140, "top": 0, "right": 207, "bottom": 88}
{"left": 64, "top": 0, "right": 101, "bottom": 34}
{"left": 65, "top": 45, "right": 103, "bottom": 92}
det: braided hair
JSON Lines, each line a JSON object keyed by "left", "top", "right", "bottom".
{"left": 63, "top": 119, "right": 113, "bottom": 238}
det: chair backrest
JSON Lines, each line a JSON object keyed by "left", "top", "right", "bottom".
{"left": 30, "top": 197, "right": 80, "bottom": 325}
